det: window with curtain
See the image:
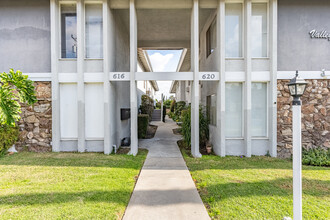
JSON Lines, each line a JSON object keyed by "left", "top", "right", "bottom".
{"left": 61, "top": 4, "right": 77, "bottom": 58}
{"left": 225, "top": 83, "right": 243, "bottom": 137}
{"left": 225, "top": 3, "right": 243, "bottom": 58}
{"left": 206, "top": 18, "right": 217, "bottom": 58}
{"left": 252, "top": 83, "right": 267, "bottom": 137}
{"left": 251, "top": 3, "right": 268, "bottom": 58}
{"left": 207, "top": 94, "right": 217, "bottom": 126}
{"left": 85, "top": 4, "right": 103, "bottom": 59}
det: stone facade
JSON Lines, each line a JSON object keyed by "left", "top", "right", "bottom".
{"left": 277, "top": 79, "right": 330, "bottom": 158}
{"left": 16, "top": 82, "right": 52, "bottom": 152}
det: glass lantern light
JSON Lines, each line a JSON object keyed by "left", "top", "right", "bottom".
{"left": 287, "top": 71, "right": 307, "bottom": 105}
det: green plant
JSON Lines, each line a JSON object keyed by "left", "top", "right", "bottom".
{"left": 163, "top": 99, "right": 172, "bottom": 108}
{"left": 302, "top": 147, "right": 330, "bottom": 166}
{"left": 155, "top": 101, "right": 161, "bottom": 109}
{"left": 174, "top": 101, "right": 186, "bottom": 118}
{"left": 0, "top": 124, "right": 19, "bottom": 155}
{"left": 140, "top": 95, "right": 154, "bottom": 120}
{"left": 138, "top": 114, "right": 149, "bottom": 139}
{"left": 170, "top": 99, "right": 176, "bottom": 112}
{"left": 0, "top": 69, "right": 37, "bottom": 126}
{"left": 181, "top": 106, "right": 209, "bottom": 148}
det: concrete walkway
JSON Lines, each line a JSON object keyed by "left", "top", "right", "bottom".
{"left": 123, "top": 118, "right": 210, "bottom": 220}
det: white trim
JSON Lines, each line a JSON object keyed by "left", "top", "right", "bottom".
{"left": 25, "top": 70, "right": 329, "bottom": 82}
{"left": 135, "top": 72, "right": 194, "bottom": 81}
{"left": 51, "top": 0, "right": 61, "bottom": 152}
{"left": 278, "top": 71, "right": 330, "bottom": 80}
{"left": 25, "top": 73, "right": 52, "bottom": 81}
{"left": 77, "top": 0, "right": 86, "bottom": 153}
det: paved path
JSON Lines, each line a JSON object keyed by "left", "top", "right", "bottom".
{"left": 123, "top": 118, "right": 210, "bottom": 220}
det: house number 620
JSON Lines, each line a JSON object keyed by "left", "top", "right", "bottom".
{"left": 113, "top": 74, "right": 125, "bottom": 79}
{"left": 202, "top": 74, "right": 215, "bottom": 80}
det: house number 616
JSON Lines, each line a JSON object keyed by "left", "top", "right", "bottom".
{"left": 202, "top": 74, "right": 215, "bottom": 80}
{"left": 113, "top": 74, "right": 125, "bottom": 79}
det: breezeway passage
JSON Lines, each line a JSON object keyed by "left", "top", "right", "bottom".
{"left": 123, "top": 118, "right": 210, "bottom": 220}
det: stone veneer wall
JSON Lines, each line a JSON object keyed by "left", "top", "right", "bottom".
{"left": 277, "top": 79, "right": 330, "bottom": 158}
{"left": 16, "top": 82, "right": 52, "bottom": 152}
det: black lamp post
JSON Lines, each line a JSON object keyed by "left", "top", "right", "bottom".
{"left": 287, "top": 70, "right": 307, "bottom": 220}
{"left": 288, "top": 71, "right": 308, "bottom": 105}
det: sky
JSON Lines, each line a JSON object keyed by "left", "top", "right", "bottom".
{"left": 146, "top": 50, "right": 183, "bottom": 101}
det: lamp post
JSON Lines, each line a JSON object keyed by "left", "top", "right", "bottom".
{"left": 287, "top": 71, "right": 307, "bottom": 220}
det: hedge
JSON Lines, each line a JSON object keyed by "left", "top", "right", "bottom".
{"left": 140, "top": 95, "right": 154, "bottom": 120}
{"left": 302, "top": 147, "right": 330, "bottom": 167}
{"left": 0, "top": 125, "right": 19, "bottom": 155}
{"left": 138, "top": 114, "right": 149, "bottom": 139}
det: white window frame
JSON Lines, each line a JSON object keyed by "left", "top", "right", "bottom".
{"left": 225, "top": 81, "right": 244, "bottom": 139}
{"left": 225, "top": 1, "right": 245, "bottom": 59}
{"left": 59, "top": 1, "right": 78, "bottom": 60}
{"left": 251, "top": 0, "right": 269, "bottom": 59}
{"left": 251, "top": 81, "right": 269, "bottom": 139}
{"left": 84, "top": 1, "right": 104, "bottom": 60}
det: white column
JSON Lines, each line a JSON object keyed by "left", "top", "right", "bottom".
{"left": 77, "top": 0, "right": 85, "bottom": 152}
{"left": 103, "top": 0, "right": 113, "bottom": 154}
{"left": 292, "top": 105, "right": 302, "bottom": 220}
{"left": 269, "top": 0, "right": 278, "bottom": 157}
{"left": 217, "top": 0, "right": 226, "bottom": 157}
{"left": 191, "top": 0, "right": 201, "bottom": 158}
{"left": 130, "top": 0, "right": 138, "bottom": 156}
{"left": 50, "top": 0, "right": 60, "bottom": 152}
{"left": 244, "top": 0, "right": 252, "bottom": 157}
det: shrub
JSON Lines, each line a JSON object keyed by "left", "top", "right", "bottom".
{"left": 0, "top": 69, "right": 37, "bottom": 126}
{"left": 163, "top": 99, "right": 172, "bottom": 108}
{"left": 0, "top": 125, "right": 19, "bottom": 155}
{"left": 174, "top": 101, "right": 186, "bottom": 117}
{"left": 140, "top": 95, "right": 154, "bottom": 120}
{"left": 302, "top": 147, "right": 330, "bottom": 167}
{"left": 155, "top": 101, "right": 161, "bottom": 109}
{"left": 181, "top": 106, "right": 209, "bottom": 148}
{"left": 138, "top": 114, "right": 149, "bottom": 139}
{"left": 162, "top": 105, "right": 166, "bottom": 122}
{"left": 170, "top": 100, "right": 176, "bottom": 112}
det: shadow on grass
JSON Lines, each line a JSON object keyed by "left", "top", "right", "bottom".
{"left": 0, "top": 151, "right": 147, "bottom": 169}
{"left": 198, "top": 178, "right": 330, "bottom": 201}
{"left": 0, "top": 190, "right": 131, "bottom": 206}
{"left": 180, "top": 148, "right": 329, "bottom": 171}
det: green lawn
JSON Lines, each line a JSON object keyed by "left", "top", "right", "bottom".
{"left": 0, "top": 151, "right": 147, "bottom": 220}
{"left": 182, "top": 150, "right": 330, "bottom": 219}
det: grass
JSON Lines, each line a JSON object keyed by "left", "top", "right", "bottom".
{"left": 181, "top": 149, "right": 330, "bottom": 219}
{"left": 0, "top": 151, "right": 147, "bottom": 220}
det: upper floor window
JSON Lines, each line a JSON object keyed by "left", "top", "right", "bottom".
{"left": 251, "top": 3, "right": 268, "bottom": 58}
{"left": 85, "top": 4, "right": 103, "bottom": 59}
{"left": 61, "top": 4, "right": 77, "bottom": 59}
{"left": 206, "top": 18, "right": 216, "bottom": 58}
{"left": 225, "top": 3, "right": 243, "bottom": 58}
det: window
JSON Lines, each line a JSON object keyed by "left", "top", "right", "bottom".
{"left": 225, "top": 83, "right": 243, "bottom": 137}
{"left": 225, "top": 3, "right": 243, "bottom": 58}
{"left": 252, "top": 3, "right": 268, "bottom": 57}
{"left": 207, "top": 94, "right": 217, "bottom": 126}
{"left": 61, "top": 4, "right": 77, "bottom": 59}
{"left": 252, "top": 83, "right": 267, "bottom": 137}
{"left": 85, "top": 4, "right": 103, "bottom": 58}
{"left": 206, "top": 18, "right": 216, "bottom": 58}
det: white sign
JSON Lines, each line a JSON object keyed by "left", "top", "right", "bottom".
{"left": 309, "top": 30, "right": 330, "bottom": 41}
{"left": 109, "top": 72, "right": 130, "bottom": 81}
{"left": 199, "top": 72, "right": 219, "bottom": 81}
